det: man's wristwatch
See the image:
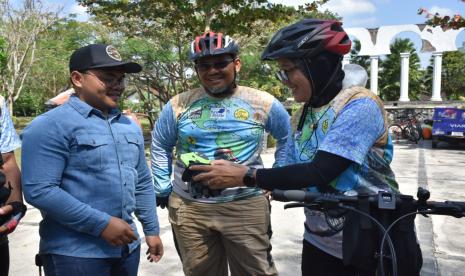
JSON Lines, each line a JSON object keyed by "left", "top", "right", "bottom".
{"left": 243, "top": 167, "right": 257, "bottom": 187}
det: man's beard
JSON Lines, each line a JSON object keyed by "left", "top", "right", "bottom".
{"left": 203, "top": 71, "right": 237, "bottom": 96}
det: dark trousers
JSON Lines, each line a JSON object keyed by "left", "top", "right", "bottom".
{"left": 0, "top": 242, "right": 9, "bottom": 276}
{"left": 301, "top": 239, "right": 374, "bottom": 276}
{"left": 42, "top": 245, "right": 140, "bottom": 276}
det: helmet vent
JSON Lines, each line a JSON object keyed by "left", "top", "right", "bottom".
{"left": 331, "top": 24, "right": 343, "bottom": 32}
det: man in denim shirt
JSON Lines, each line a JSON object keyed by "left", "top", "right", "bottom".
{"left": 21, "top": 44, "right": 163, "bottom": 276}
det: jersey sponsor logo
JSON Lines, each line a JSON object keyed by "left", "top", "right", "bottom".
{"left": 234, "top": 108, "right": 249, "bottom": 120}
{"left": 210, "top": 107, "right": 226, "bottom": 120}
{"left": 322, "top": 119, "right": 329, "bottom": 134}
{"left": 188, "top": 107, "right": 203, "bottom": 119}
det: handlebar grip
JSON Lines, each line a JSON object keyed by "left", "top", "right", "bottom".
{"left": 273, "top": 189, "right": 317, "bottom": 202}
{"left": 446, "top": 201, "right": 465, "bottom": 212}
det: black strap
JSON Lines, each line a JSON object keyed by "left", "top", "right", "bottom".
{"left": 358, "top": 194, "right": 372, "bottom": 230}
{"left": 35, "top": 253, "right": 43, "bottom": 276}
{"left": 297, "top": 103, "right": 309, "bottom": 132}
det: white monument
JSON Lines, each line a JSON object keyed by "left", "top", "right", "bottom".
{"left": 345, "top": 24, "right": 465, "bottom": 101}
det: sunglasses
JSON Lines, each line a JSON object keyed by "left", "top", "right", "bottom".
{"left": 275, "top": 66, "right": 299, "bottom": 83}
{"left": 82, "top": 71, "right": 127, "bottom": 87}
{"left": 195, "top": 59, "right": 234, "bottom": 72}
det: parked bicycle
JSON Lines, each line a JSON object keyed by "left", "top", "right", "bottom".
{"left": 272, "top": 187, "right": 465, "bottom": 276}
{"left": 388, "top": 112, "right": 423, "bottom": 143}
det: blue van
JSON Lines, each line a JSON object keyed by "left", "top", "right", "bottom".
{"left": 432, "top": 107, "right": 465, "bottom": 148}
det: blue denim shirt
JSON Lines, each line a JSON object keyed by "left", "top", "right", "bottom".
{"left": 21, "top": 95, "right": 159, "bottom": 258}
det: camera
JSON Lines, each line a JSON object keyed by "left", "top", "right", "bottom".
{"left": 180, "top": 152, "right": 225, "bottom": 198}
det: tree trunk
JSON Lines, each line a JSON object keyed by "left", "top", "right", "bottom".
{"left": 8, "top": 94, "right": 14, "bottom": 115}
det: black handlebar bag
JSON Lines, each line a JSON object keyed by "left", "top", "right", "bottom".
{"left": 342, "top": 196, "right": 423, "bottom": 276}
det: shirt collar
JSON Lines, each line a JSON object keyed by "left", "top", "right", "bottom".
{"left": 68, "top": 95, "right": 121, "bottom": 119}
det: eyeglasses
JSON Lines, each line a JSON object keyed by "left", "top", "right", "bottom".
{"left": 82, "top": 71, "right": 127, "bottom": 87}
{"left": 275, "top": 66, "right": 298, "bottom": 82}
{"left": 195, "top": 60, "right": 234, "bottom": 72}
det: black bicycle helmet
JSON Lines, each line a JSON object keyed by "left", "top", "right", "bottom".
{"left": 189, "top": 31, "right": 239, "bottom": 61}
{"left": 261, "top": 19, "right": 351, "bottom": 60}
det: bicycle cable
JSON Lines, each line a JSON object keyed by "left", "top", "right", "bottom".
{"left": 341, "top": 205, "right": 398, "bottom": 276}
{"left": 379, "top": 211, "right": 419, "bottom": 276}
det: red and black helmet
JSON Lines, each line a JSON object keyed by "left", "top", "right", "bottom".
{"left": 189, "top": 31, "right": 239, "bottom": 61}
{"left": 261, "top": 19, "right": 351, "bottom": 60}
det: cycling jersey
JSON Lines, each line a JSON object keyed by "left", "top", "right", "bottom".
{"left": 290, "top": 86, "right": 398, "bottom": 258}
{"left": 151, "top": 86, "right": 291, "bottom": 203}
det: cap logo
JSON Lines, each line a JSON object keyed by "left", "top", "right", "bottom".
{"left": 106, "top": 45, "right": 122, "bottom": 61}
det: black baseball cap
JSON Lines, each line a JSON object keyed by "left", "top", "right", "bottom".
{"left": 69, "top": 44, "right": 142, "bottom": 73}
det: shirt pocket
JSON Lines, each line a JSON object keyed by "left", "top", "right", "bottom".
{"left": 120, "top": 133, "right": 141, "bottom": 168}
{"left": 71, "top": 134, "right": 110, "bottom": 172}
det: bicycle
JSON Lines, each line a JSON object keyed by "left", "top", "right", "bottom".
{"left": 272, "top": 187, "right": 465, "bottom": 276}
{"left": 388, "top": 112, "right": 423, "bottom": 143}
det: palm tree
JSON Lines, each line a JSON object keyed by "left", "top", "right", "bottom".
{"left": 378, "top": 38, "right": 425, "bottom": 101}
{"left": 423, "top": 51, "right": 465, "bottom": 101}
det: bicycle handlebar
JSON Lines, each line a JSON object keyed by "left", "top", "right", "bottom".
{"left": 272, "top": 188, "right": 465, "bottom": 218}
{"left": 272, "top": 187, "right": 465, "bottom": 276}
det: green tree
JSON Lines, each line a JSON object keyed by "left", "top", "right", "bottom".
{"left": 0, "top": 37, "right": 6, "bottom": 84}
{"left": 440, "top": 51, "right": 465, "bottom": 100}
{"left": 77, "top": 0, "right": 298, "bottom": 105}
{"left": 424, "top": 51, "right": 465, "bottom": 100}
{"left": 33, "top": 17, "right": 109, "bottom": 96}
{"left": 78, "top": 0, "right": 335, "bottom": 117}
{"left": 0, "top": 0, "right": 58, "bottom": 112}
{"left": 78, "top": 0, "right": 298, "bottom": 38}
{"left": 378, "top": 38, "right": 425, "bottom": 101}
{"left": 13, "top": 89, "right": 46, "bottom": 116}
{"left": 418, "top": 6, "right": 465, "bottom": 30}
{"left": 11, "top": 16, "right": 111, "bottom": 116}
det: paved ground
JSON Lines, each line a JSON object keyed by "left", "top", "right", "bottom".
{"left": 392, "top": 140, "right": 465, "bottom": 276}
{"left": 7, "top": 140, "right": 465, "bottom": 275}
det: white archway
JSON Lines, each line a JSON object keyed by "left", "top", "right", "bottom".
{"left": 345, "top": 24, "right": 465, "bottom": 101}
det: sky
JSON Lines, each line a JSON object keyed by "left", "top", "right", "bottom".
{"left": 19, "top": 0, "right": 465, "bottom": 66}
{"left": 58, "top": 0, "right": 465, "bottom": 44}
{"left": 270, "top": 0, "right": 464, "bottom": 29}
{"left": 270, "top": 0, "right": 465, "bottom": 67}
{"left": 54, "top": 0, "right": 465, "bottom": 31}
